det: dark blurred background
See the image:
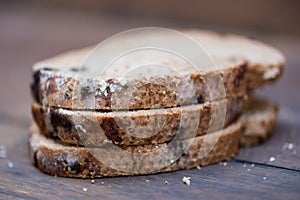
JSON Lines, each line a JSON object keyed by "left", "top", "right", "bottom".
{"left": 0, "top": 0, "right": 299, "bottom": 124}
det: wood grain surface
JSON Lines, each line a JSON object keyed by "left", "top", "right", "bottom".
{"left": 0, "top": 3, "right": 299, "bottom": 200}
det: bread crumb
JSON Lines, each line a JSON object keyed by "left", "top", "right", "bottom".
{"left": 182, "top": 177, "right": 191, "bottom": 186}
{"left": 196, "top": 166, "right": 202, "bottom": 170}
{"left": 90, "top": 171, "right": 96, "bottom": 178}
{"left": 91, "top": 179, "right": 95, "bottom": 184}
{"left": 263, "top": 177, "right": 267, "bottom": 180}
{"left": 145, "top": 179, "right": 150, "bottom": 182}
{"left": 83, "top": 188, "right": 87, "bottom": 192}
{"left": 219, "top": 162, "right": 227, "bottom": 166}
{"left": 269, "top": 156, "right": 276, "bottom": 162}
{"left": 251, "top": 164, "right": 255, "bottom": 167}
{"left": 101, "top": 181, "right": 105, "bottom": 185}
{"left": 164, "top": 180, "right": 169, "bottom": 185}
{"left": 283, "top": 143, "right": 294, "bottom": 150}
{"left": 288, "top": 143, "right": 294, "bottom": 150}
{"left": 8, "top": 161, "right": 14, "bottom": 168}
{"left": 0, "top": 145, "right": 7, "bottom": 158}
{"left": 170, "top": 159, "right": 175, "bottom": 164}
{"left": 247, "top": 168, "right": 251, "bottom": 172}
{"left": 243, "top": 163, "right": 247, "bottom": 168}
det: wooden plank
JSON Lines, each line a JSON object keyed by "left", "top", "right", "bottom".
{"left": 0, "top": 123, "right": 299, "bottom": 200}
{"left": 237, "top": 118, "right": 300, "bottom": 171}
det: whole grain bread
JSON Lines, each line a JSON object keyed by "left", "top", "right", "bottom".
{"left": 29, "top": 121, "right": 241, "bottom": 178}
{"left": 239, "top": 98, "right": 279, "bottom": 146}
{"left": 32, "top": 57, "right": 247, "bottom": 110}
{"left": 31, "top": 30, "right": 284, "bottom": 110}
{"left": 28, "top": 97, "right": 278, "bottom": 178}
{"left": 32, "top": 98, "right": 243, "bottom": 146}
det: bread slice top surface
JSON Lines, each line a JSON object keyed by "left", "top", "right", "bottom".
{"left": 32, "top": 30, "right": 285, "bottom": 81}
{"left": 185, "top": 30, "right": 285, "bottom": 70}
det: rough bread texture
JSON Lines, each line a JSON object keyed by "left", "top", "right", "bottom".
{"left": 31, "top": 30, "right": 285, "bottom": 110}
{"left": 29, "top": 122, "right": 241, "bottom": 178}
{"left": 28, "top": 97, "right": 279, "bottom": 178}
{"left": 31, "top": 61, "right": 247, "bottom": 110}
{"left": 185, "top": 30, "right": 285, "bottom": 79}
{"left": 32, "top": 98, "right": 243, "bottom": 146}
{"left": 239, "top": 98, "right": 279, "bottom": 146}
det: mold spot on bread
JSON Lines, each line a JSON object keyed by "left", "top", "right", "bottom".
{"left": 234, "top": 63, "right": 247, "bottom": 88}
{"left": 197, "top": 94, "right": 204, "bottom": 104}
{"left": 64, "top": 85, "right": 74, "bottom": 100}
{"left": 70, "top": 68, "right": 79, "bottom": 72}
{"left": 67, "top": 161, "right": 82, "bottom": 174}
{"left": 80, "top": 85, "right": 94, "bottom": 100}
{"left": 50, "top": 112, "right": 73, "bottom": 133}
{"left": 100, "top": 118, "right": 123, "bottom": 144}
{"left": 70, "top": 66, "right": 87, "bottom": 72}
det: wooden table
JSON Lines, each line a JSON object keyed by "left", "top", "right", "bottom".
{"left": 0, "top": 4, "right": 299, "bottom": 200}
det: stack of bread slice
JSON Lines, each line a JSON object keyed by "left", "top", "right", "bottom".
{"left": 29, "top": 30, "right": 284, "bottom": 178}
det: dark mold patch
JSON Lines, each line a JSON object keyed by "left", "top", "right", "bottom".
{"left": 197, "top": 94, "right": 204, "bottom": 104}
{"left": 50, "top": 111, "right": 73, "bottom": 133}
{"left": 100, "top": 118, "right": 123, "bottom": 144}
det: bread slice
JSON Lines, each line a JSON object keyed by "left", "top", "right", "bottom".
{"left": 239, "top": 98, "right": 279, "bottom": 146}
{"left": 29, "top": 121, "right": 241, "bottom": 178}
{"left": 32, "top": 98, "right": 243, "bottom": 146}
{"left": 29, "top": 98, "right": 278, "bottom": 178}
{"left": 32, "top": 55, "right": 247, "bottom": 110}
{"left": 31, "top": 30, "right": 284, "bottom": 110}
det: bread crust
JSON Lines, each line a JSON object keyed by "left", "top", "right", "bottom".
{"left": 32, "top": 98, "right": 243, "bottom": 146}
{"left": 31, "top": 62, "right": 248, "bottom": 110}
{"left": 28, "top": 98, "right": 279, "bottom": 178}
{"left": 29, "top": 122, "right": 241, "bottom": 178}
